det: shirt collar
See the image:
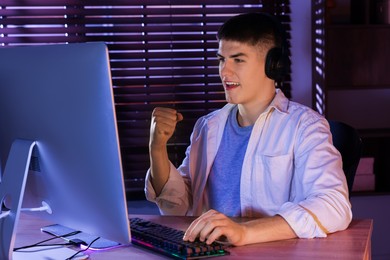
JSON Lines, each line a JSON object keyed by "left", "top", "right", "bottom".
{"left": 267, "top": 88, "right": 289, "bottom": 114}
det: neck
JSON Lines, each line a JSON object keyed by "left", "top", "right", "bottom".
{"left": 237, "top": 89, "right": 276, "bottom": 127}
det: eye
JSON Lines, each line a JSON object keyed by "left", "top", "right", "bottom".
{"left": 234, "top": 58, "right": 244, "bottom": 63}
{"left": 217, "top": 56, "right": 225, "bottom": 63}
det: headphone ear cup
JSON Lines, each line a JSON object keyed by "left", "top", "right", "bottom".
{"left": 265, "top": 47, "right": 288, "bottom": 81}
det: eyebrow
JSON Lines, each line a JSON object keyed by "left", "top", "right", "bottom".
{"left": 216, "top": 52, "right": 248, "bottom": 58}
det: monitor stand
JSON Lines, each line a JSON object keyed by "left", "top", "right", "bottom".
{"left": 0, "top": 139, "right": 36, "bottom": 260}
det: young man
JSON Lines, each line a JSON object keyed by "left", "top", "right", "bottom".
{"left": 145, "top": 12, "right": 352, "bottom": 246}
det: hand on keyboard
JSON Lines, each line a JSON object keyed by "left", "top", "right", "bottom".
{"left": 130, "top": 218, "right": 230, "bottom": 259}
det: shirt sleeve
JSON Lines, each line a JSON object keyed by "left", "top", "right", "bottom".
{"left": 144, "top": 115, "right": 210, "bottom": 216}
{"left": 277, "top": 117, "right": 352, "bottom": 238}
{"left": 144, "top": 161, "right": 190, "bottom": 216}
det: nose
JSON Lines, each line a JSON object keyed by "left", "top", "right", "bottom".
{"left": 219, "top": 60, "right": 233, "bottom": 78}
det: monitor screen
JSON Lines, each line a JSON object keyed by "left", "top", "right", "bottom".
{"left": 0, "top": 42, "right": 131, "bottom": 249}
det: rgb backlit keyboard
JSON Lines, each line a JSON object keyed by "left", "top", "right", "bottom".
{"left": 130, "top": 217, "right": 230, "bottom": 259}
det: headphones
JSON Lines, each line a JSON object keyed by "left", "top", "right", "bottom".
{"left": 262, "top": 13, "right": 290, "bottom": 82}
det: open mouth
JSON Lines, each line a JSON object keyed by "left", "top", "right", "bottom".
{"left": 225, "top": 81, "right": 240, "bottom": 90}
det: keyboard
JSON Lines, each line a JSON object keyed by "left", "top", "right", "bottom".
{"left": 130, "top": 218, "right": 230, "bottom": 259}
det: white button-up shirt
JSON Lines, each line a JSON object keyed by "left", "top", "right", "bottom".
{"left": 145, "top": 89, "right": 352, "bottom": 238}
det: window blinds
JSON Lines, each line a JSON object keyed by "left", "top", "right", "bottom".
{"left": 0, "top": 0, "right": 290, "bottom": 197}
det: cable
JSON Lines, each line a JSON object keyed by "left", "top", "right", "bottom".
{"left": 66, "top": 236, "right": 100, "bottom": 260}
{"left": 20, "top": 201, "right": 52, "bottom": 214}
{"left": 13, "top": 224, "right": 100, "bottom": 259}
{"left": 13, "top": 230, "right": 81, "bottom": 251}
{"left": 1, "top": 201, "right": 51, "bottom": 219}
{"left": 0, "top": 210, "right": 10, "bottom": 219}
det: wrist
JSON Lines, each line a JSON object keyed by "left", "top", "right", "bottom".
{"left": 149, "top": 142, "right": 167, "bottom": 153}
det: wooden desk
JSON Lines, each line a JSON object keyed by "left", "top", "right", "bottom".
{"left": 14, "top": 213, "right": 373, "bottom": 259}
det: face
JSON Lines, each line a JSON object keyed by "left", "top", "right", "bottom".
{"left": 217, "top": 40, "right": 274, "bottom": 106}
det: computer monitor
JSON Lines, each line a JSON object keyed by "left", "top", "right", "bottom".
{"left": 0, "top": 42, "right": 131, "bottom": 258}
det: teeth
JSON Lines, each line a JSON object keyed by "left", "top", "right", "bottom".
{"left": 226, "top": 81, "right": 240, "bottom": 86}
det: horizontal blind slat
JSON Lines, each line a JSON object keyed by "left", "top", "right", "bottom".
{"left": 1, "top": 0, "right": 261, "bottom": 6}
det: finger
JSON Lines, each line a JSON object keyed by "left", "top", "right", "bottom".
{"left": 198, "top": 215, "right": 229, "bottom": 243}
{"left": 205, "top": 226, "right": 225, "bottom": 245}
{"left": 185, "top": 210, "right": 217, "bottom": 237}
{"left": 152, "top": 107, "right": 178, "bottom": 122}
{"left": 198, "top": 219, "right": 222, "bottom": 243}
{"left": 183, "top": 218, "right": 205, "bottom": 242}
{"left": 176, "top": 112, "right": 184, "bottom": 122}
{"left": 183, "top": 210, "right": 218, "bottom": 242}
{"left": 152, "top": 108, "right": 184, "bottom": 127}
{"left": 153, "top": 107, "right": 177, "bottom": 114}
